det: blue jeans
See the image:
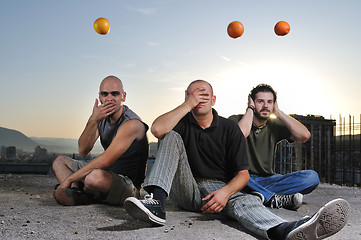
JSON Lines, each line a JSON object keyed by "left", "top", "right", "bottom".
{"left": 245, "top": 170, "right": 319, "bottom": 203}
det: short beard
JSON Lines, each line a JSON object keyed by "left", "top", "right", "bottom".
{"left": 254, "top": 110, "right": 270, "bottom": 121}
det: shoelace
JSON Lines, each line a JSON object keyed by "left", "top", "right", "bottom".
{"left": 293, "top": 215, "right": 312, "bottom": 229}
{"left": 142, "top": 193, "right": 160, "bottom": 205}
{"left": 271, "top": 194, "right": 294, "bottom": 209}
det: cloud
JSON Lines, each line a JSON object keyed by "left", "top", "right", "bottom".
{"left": 218, "top": 54, "right": 231, "bottom": 61}
{"left": 236, "top": 61, "right": 248, "bottom": 66}
{"left": 217, "top": 54, "right": 248, "bottom": 66}
{"left": 128, "top": 7, "right": 157, "bottom": 15}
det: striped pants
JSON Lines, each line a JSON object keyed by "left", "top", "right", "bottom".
{"left": 143, "top": 131, "right": 285, "bottom": 239}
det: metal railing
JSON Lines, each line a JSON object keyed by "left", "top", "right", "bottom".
{"left": 275, "top": 114, "right": 361, "bottom": 187}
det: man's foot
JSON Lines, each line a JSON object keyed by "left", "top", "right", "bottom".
{"left": 53, "top": 186, "right": 99, "bottom": 206}
{"left": 285, "top": 198, "right": 350, "bottom": 240}
{"left": 124, "top": 193, "right": 166, "bottom": 226}
{"left": 267, "top": 193, "right": 303, "bottom": 210}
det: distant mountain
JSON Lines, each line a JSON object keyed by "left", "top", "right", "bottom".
{"left": 0, "top": 127, "right": 39, "bottom": 152}
{"left": 31, "top": 137, "right": 104, "bottom": 154}
{"left": 0, "top": 126, "right": 102, "bottom": 154}
{"left": 0, "top": 126, "right": 158, "bottom": 155}
{"left": 30, "top": 138, "right": 158, "bottom": 155}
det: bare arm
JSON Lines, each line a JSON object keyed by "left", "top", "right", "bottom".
{"left": 151, "top": 87, "right": 210, "bottom": 139}
{"left": 201, "top": 170, "right": 250, "bottom": 213}
{"left": 151, "top": 103, "right": 193, "bottom": 139}
{"left": 274, "top": 102, "right": 311, "bottom": 143}
{"left": 78, "top": 99, "right": 116, "bottom": 156}
{"left": 237, "top": 95, "right": 255, "bottom": 138}
{"left": 62, "top": 119, "right": 145, "bottom": 188}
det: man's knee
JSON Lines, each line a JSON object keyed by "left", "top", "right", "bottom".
{"left": 84, "top": 169, "right": 110, "bottom": 190}
{"left": 52, "top": 155, "right": 69, "bottom": 171}
{"left": 301, "top": 170, "right": 319, "bottom": 193}
{"left": 158, "top": 130, "right": 184, "bottom": 153}
{"left": 307, "top": 170, "right": 319, "bottom": 187}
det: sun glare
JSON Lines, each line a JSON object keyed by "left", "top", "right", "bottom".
{"left": 211, "top": 60, "right": 328, "bottom": 119}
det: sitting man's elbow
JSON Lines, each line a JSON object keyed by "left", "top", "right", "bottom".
{"left": 303, "top": 131, "right": 311, "bottom": 143}
{"left": 151, "top": 125, "right": 164, "bottom": 139}
{"left": 78, "top": 147, "right": 89, "bottom": 157}
{"left": 244, "top": 171, "right": 250, "bottom": 182}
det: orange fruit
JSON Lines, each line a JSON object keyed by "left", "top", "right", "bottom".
{"left": 227, "top": 21, "right": 244, "bottom": 39}
{"left": 93, "top": 18, "right": 110, "bottom": 35}
{"left": 274, "top": 21, "right": 290, "bottom": 36}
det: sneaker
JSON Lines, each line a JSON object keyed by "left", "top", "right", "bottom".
{"left": 269, "top": 193, "right": 303, "bottom": 210}
{"left": 124, "top": 193, "right": 166, "bottom": 226}
{"left": 285, "top": 198, "right": 350, "bottom": 240}
{"left": 250, "top": 191, "right": 265, "bottom": 203}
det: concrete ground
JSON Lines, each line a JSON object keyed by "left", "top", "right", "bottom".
{"left": 0, "top": 173, "right": 360, "bottom": 240}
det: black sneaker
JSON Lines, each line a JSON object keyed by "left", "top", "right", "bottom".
{"left": 285, "top": 198, "right": 350, "bottom": 240}
{"left": 268, "top": 193, "right": 303, "bottom": 210}
{"left": 124, "top": 193, "right": 166, "bottom": 226}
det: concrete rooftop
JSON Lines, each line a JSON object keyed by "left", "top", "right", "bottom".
{"left": 0, "top": 173, "right": 360, "bottom": 239}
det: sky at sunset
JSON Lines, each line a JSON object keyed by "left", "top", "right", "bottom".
{"left": 1, "top": 0, "right": 361, "bottom": 142}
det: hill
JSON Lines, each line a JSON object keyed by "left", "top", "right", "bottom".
{"left": 32, "top": 138, "right": 158, "bottom": 155}
{"left": 0, "top": 126, "right": 158, "bottom": 155}
{"left": 30, "top": 137, "right": 103, "bottom": 154}
{"left": 0, "top": 126, "right": 103, "bottom": 154}
{"left": 0, "top": 127, "right": 39, "bottom": 152}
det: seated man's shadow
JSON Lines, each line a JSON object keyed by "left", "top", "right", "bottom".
{"left": 97, "top": 199, "right": 260, "bottom": 239}
{"left": 96, "top": 198, "right": 185, "bottom": 231}
{"left": 96, "top": 205, "right": 155, "bottom": 231}
{"left": 190, "top": 213, "right": 260, "bottom": 239}
{"left": 97, "top": 198, "right": 260, "bottom": 239}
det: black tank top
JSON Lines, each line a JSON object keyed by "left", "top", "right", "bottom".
{"left": 97, "top": 105, "right": 149, "bottom": 189}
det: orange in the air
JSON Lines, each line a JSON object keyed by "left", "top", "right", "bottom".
{"left": 227, "top": 21, "right": 244, "bottom": 39}
{"left": 94, "top": 18, "right": 110, "bottom": 35}
{"left": 274, "top": 21, "right": 290, "bottom": 36}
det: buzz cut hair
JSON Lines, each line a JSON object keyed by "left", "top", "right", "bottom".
{"left": 187, "top": 80, "right": 213, "bottom": 96}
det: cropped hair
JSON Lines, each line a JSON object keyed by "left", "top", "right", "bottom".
{"left": 187, "top": 80, "right": 213, "bottom": 96}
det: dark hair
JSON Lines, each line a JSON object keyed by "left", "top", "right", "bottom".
{"left": 250, "top": 84, "right": 277, "bottom": 102}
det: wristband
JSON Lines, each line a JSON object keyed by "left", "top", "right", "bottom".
{"left": 247, "top": 106, "right": 255, "bottom": 112}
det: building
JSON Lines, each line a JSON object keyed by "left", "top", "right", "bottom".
{"left": 34, "top": 146, "right": 48, "bottom": 160}
{"left": 6, "top": 146, "right": 17, "bottom": 161}
{"left": 275, "top": 114, "right": 336, "bottom": 184}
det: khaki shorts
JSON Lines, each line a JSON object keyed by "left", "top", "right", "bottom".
{"left": 71, "top": 160, "right": 139, "bottom": 205}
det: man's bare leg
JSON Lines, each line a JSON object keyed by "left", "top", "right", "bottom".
{"left": 52, "top": 155, "right": 80, "bottom": 188}
{"left": 83, "top": 169, "right": 112, "bottom": 198}
{"left": 52, "top": 156, "right": 96, "bottom": 205}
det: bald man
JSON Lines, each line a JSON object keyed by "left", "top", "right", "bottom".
{"left": 52, "top": 76, "right": 149, "bottom": 206}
